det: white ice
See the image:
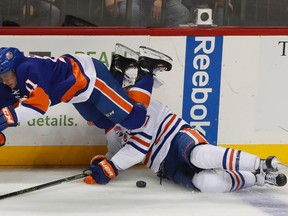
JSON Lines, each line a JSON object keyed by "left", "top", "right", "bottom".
{"left": 0, "top": 166, "right": 288, "bottom": 216}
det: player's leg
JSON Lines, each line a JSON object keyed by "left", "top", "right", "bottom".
{"left": 192, "top": 169, "right": 287, "bottom": 193}
{"left": 124, "top": 45, "right": 174, "bottom": 107}
{"left": 190, "top": 144, "right": 260, "bottom": 172}
{"left": 173, "top": 126, "right": 279, "bottom": 173}
{"left": 189, "top": 144, "right": 286, "bottom": 174}
{"left": 192, "top": 170, "right": 256, "bottom": 192}
{"left": 91, "top": 58, "right": 147, "bottom": 129}
{"left": 73, "top": 101, "right": 115, "bottom": 129}
{"left": 109, "top": 44, "right": 153, "bottom": 108}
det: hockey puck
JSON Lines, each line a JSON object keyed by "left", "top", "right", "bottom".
{"left": 136, "top": 180, "right": 146, "bottom": 188}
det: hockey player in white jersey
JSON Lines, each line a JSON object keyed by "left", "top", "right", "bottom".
{"left": 83, "top": 45, "right": 287, "bottom": 193}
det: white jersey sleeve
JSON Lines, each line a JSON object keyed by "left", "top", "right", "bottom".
{"left": 108, "top": 98, "right": 187, "bottom": 173}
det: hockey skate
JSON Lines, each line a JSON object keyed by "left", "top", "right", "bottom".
{"left": 265, "top": 172, "right": 287, "bottom": 186}
{"left": 260, "top": 156, "right": 287, "bottom": 172}
{"left": 110, "top": 43, "right": 139, "bottom": 75}
{"left": 255, "top": 156, "right": 287, "bottom": 187}
{"left": 110, "top": 43, "right": 139, "bottom": 87}
{"left": 138, "top": 46, "right": 173, "bottom": 75}
{"left": 255, "top": 171, "right": 287, "bottom": 187}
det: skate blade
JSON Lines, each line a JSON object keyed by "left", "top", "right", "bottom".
{"left": 276, "top": 162, "right": 288, "bottom": 171}
{"left": 115, "top": 43, "right": 139, "bottom": 60}
{"left": 139, "top": 46, "right": 173, "bottom": 64}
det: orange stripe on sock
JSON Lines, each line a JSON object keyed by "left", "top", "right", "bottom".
{"left": 128, "top": 90, "right": 150, "bottom": 108}
{"left": 229, "top": 149, "right": 235, "bottom": 170}
{"left": 231, "top": 171, "right": 241, "bottom": 191}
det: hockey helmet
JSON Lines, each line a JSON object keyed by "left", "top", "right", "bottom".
{"left": 0, "top": 47, "right": 24, "bottom": 75}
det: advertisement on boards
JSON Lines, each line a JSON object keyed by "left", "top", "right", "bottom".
{"left": 182, "top": 36, "right": 223, "bottom": 145}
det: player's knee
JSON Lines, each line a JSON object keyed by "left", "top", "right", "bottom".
{"left": 120, "top": 103, "right": 147, "bottom": 130}
{"left": 192, "top": 170, "right": 231, "bottom": 193}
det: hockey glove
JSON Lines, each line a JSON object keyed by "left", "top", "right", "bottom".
{"left": 0, "top": 106, "right": 18, "bottom": 132}
{"left": 83, "top": 155, "right": 118, "bottom": 185}
{"left": 89, "top": 154, "right": 107, "bottom": 165}
{"left": 0, "top": 132, "right": 6, "bottom": 146}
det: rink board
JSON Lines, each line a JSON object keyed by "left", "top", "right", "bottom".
{"left": 0, "top": 28, "right": 288, "bottom": 166}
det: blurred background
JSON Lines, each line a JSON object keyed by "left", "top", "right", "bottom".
{"left": 0, "top": 0, "right": 288, "bottom": 27}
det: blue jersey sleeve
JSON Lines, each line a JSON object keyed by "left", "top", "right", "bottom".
{"left": 0, "top": 83, "right": 18, "bottom": 108}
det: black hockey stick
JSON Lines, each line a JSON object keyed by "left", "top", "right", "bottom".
{"left": 0, "top": 170, "right": 91, "bottom": 200}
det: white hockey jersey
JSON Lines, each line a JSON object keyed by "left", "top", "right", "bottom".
{"left": 106, "top": 98, "right": 187, "bottom": 173}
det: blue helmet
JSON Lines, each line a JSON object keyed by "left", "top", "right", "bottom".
{"left": 0, "top": 47, "right": 24, "bottom": 75}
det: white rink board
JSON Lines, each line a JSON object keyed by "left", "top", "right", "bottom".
{"left": 218, "top": 36, "right": 288, "bottom": 144}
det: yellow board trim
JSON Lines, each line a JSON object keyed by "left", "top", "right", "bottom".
{"left": 0, "top": 146, "right": 107, "bottom": 167}
{"left": 0, "top": 144, "right": 287, "bottom": 167}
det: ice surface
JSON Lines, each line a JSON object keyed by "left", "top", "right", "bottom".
{"left": 0, "top": 166, "right": 288, "bottom": 216}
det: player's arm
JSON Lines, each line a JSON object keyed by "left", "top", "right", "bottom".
{"left": 83, "top": 131, "right": 150, "bottom": 185}
{"left": 83, "top": 144, "right": 146, "bottom": 185}
{"left": 15, "top": 88, "right": 50, "bottom": 121}
{"left": 110, "top": 142, "right": 147, "bottom": 170}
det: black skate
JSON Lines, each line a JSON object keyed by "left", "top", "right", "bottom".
{"left": 110, "top": 44, "right": 139, "bottom": 87}
{"left": 265, "top": 172, "right": 287, "bottom": 187}
{"left": 260, "top": 156, "right": 285, "bottom": 172}
{"left": 138, "top": 46, "right": 172, "bottom": 75}
{"left": 255, "top": 156, "right": 288, "bottom": 187}
{"left": 110, "top": 43, "right": 139, "bottom": 75}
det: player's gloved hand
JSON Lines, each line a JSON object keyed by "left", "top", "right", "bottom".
{"left": 0, "top": 132, "right": 6, "bottom": 146}
{"left": 83, "top": 155, "right": 118, "bottom": 185}
{"left": 0, "top": 106, "right": 18, "bottom": 132}
{"left": 89, "top": 154, "right": 107, "bottom": 165}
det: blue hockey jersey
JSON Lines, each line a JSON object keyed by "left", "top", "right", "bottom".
{"left": 13, "top": 54, "right": 100, "bottom": 122}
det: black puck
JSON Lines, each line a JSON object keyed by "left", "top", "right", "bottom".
{"left": 136, "top": 180, "right": 146, "bottom": 188}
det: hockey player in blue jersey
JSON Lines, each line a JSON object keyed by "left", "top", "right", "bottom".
{"left": 83, "top": 50, "right": 288, "bottom": 193}
{"left": 0, "top": 46, "right": 172, "bottom": 138}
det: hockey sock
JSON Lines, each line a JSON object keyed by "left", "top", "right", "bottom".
{"left": 127, "top": 75, "right": 153, "bottom": 108}
{"left": 192, "top": 170, "right": 256, "bottom": 193}
{"left": 190, "top": 144, "right": 260, "bottom": 171}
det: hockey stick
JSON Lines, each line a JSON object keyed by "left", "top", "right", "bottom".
{"left": 0, "top": 170, "right": 91, "bottom": 200}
